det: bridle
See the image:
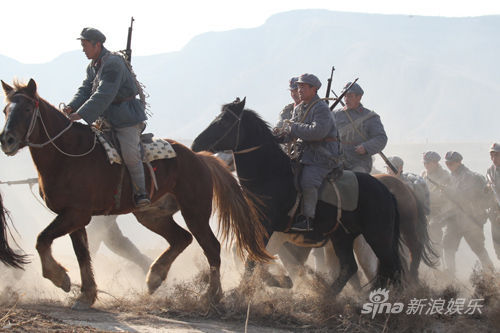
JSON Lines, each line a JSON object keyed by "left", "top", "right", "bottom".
{"left": 7, "top": 93, "right": 97, "bottom": 157}
{"left": 207, "top": 107, "right": 262, "bottom": 155}
{"left": 206, "top": 107, "right": 243, "bottom": 153}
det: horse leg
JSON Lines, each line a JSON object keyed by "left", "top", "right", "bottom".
{"left": 353, "top": 235, "right": 378, "bottom": 285}
{"left": 330, "top": 232, "right": 357, "bottom": 295}
{"left": 69, "top": 228, "right": 97, "bottom": 309}
{"left": 36, "top": 211, "right": 91, "bottom": 293}
{"left": 182, "top": 210, "right": 223, "bottom": 303}
{"left": 363, "top": 231, "right": 402, "bottom": 289}
{"left": 133, "top": 211, "right": 193, "bottom": 294}
{"left": 403, "top": 230, "right": 423, "bottom": 284}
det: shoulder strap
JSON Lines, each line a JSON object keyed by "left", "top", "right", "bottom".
{"left": 339, "top": 110, "right": 377, "bottom": 141}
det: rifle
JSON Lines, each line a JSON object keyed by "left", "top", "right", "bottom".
{"left": 486, "top": 173, "right": 500, "bottom": 208}
{"left": 426, "top": 176, "right": 484, "bottom": 226}
{"left": 331, "top": 90, "right": 345, "bottom": 107}
{"left": 329, "top": 78, "right": 358, "bottom": 112}
{"left": 124, "top": 17, "right": 135, "bottom": 63}
{"left": 0, "top": 178, "right": 38, "bottom": 187}
{"left": 330, "top": 79, "right": 398, "bottom": 174}
{"left": 324, "top": 66, "right": 335, "bottom": 105}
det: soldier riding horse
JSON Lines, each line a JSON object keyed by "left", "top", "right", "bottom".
{"left": 192, "top": 98, "right": 405, "bottom": 294}
{"left": 0, "top": 79, "right": 272, "bottom": 309}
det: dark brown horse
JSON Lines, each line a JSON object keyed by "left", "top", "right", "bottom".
{"left": 0, "top": 192, "right": 28, "bottom": 268}
{"left": 0, "top": 79, "right": 271, "bottom": 309}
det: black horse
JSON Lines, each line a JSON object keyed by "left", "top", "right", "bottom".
{"left": 192, "top": 98, "right": 404, "bottom": 294}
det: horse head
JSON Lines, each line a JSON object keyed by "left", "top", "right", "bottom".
{"left": 191, "top": 97, "right": 247, "bottom": 153}
{"left": 0, "top": 79, "right": 40, "bottom": 155}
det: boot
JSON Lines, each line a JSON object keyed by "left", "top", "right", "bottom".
{"left": 290, "top": 214, "right": 313, "bottom": 232}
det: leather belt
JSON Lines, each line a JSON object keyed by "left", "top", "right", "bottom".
{"left": 112, "top": 95, "right": 135, "bottom": 105}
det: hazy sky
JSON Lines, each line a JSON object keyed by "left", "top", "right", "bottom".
{"left": 1, "top": 0, "right": 498, "bottom": 63}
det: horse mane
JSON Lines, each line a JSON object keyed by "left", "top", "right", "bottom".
{"left": 5, "top": 79, "right": 41, "bottom": 102}
{"left": 6, "top": 80, "right": 93, "bottom": 133}
{"left": 222, "top": 103, "right": 282, "bottom": 149}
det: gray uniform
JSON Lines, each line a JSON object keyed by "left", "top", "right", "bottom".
{"left": 287, "top": 95, "right": 340, "bottom": 218}
{"left": 69, "top": 47, "right": 148, "bottom": 196}
{"left": 275, "top": 103, "right": 294, "bottom": 129}
{"left": 334, "top": 104, "right": 387, "bottom": 173}
{"left": 422, "top": 165, "right": 455, "bottom": 266}
{"left": 486, "top": 164, "right": 500, "bottom": 259}
{"left": 443, "top": 164, "right": 494, "bottom": 274}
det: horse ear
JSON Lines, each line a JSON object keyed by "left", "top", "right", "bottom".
{"left": 1, "top": 80, "right": 13, "bottom": 96}
{"left": 26, "top": 79, "right": 37, "bottom": 97}
{"left": 233, "top": 96, "right": 246, "bottom": 112}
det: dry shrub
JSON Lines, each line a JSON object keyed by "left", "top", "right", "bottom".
{"left": 77, "top": 266, "right": 500, "bottom": 332}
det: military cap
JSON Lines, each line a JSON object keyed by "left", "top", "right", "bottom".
{"left": 490, "top": 142, "right": 500, "bottom": 153}
{"left": 296, "top": 73, "right": 322, "bottom": 89}
{"left": 77, "top": 27, "right": 106, "bottom": 43}
{"left": 387, "top": 156, "right": 404, "bottom": 170}
{"left": 344, "top": 82, "right": 364, "bottom": 96}
{"left": 423, "top": 151, "right": 441, "bottom": 163}
{"left": 445, "top": 151, "right": 463, "bottom": 162}
{"left": 289, "top": 77, "right": 299, "bottom": 90}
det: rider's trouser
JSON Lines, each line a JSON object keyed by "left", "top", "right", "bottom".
{"left": 115, "top": 123, "right": 146, "bottom": 196}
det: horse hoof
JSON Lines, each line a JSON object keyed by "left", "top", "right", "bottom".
{"left": 146, "top": 271, "right": 163, "bottom": 294}
{"left": 71, "top": 300, "right": 91, "bottom": 311}
{"left": 280, "top": 275, "right": 293, "bottom": 289}
{"left": 207, "top": 286, "right": 223, "bottom": 304}
{"left": 61, "top": 274, "right": 71, "bottom": 292}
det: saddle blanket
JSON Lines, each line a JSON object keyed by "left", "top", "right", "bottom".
{"left": 92, "top": 128, "right": 176, "bottom": 164}
{"left": 318, "top": 170, "right": 359, "bottom": 211}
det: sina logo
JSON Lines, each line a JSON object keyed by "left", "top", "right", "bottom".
{"left": 361, "top": 288, "right": 404, "bottom": 318}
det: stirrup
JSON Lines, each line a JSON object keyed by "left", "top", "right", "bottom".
{"left": 134, "top": 194, "right": 151, "bottom": 207}
{"left": 290, "top": 215, "right": 313, "bottom": 232}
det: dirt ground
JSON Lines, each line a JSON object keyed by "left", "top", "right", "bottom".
{"left": 0, "top": 302, "right": 293, "bottom": 333}
{"left": 1, "top": 265, "right": 500, "bottom": 333}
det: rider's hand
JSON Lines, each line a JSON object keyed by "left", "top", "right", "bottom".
{"left": 63, "top": 106, "right": 73, "bottom": 115}
{"left": 355, "top": 144, "right": 367, "bottom": 155}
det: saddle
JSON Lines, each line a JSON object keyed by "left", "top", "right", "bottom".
{"left": 91, "top": 127, "right": 177, "bottom": 212}
{"left": 91, "top": 127, "right": 177, "bottom": 164}
{"left": 318, "top": 170, "right": 359, "bottom": 211}
{"left": 286, "top": 169, "right": 359, "bottom": 241}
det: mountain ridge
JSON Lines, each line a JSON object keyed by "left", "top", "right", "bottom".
{"left": 0, "top": 9, "right": 498, "bottom": 143}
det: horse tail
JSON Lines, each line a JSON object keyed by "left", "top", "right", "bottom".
{"left": 414, "top": 196, "right": 439, "bottom": 268}
{"left": 0, "top": 194, "right": 29, "bottom": 269}
{"left": 197, "top": 152, "right": 273, "bottom": 262}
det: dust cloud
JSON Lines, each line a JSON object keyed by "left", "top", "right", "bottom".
{"left": 0, "top": 142, "right": 499, "bottom": 331}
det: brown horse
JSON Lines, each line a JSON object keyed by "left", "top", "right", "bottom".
{"left": 374, "top": 174, "right": 437, "bottom": 281}
{"left": 0, "top": 192, "right": 28, "bottom": 268}
{"left": 0, "top": 79, "right": 271, "bottom": 309}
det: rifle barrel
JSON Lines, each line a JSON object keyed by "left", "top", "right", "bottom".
{"left": 329, "top": 78, "right": 358, "bottom": 112}
{"left": 426, "top": 176, "right": 484, "bottom": 226}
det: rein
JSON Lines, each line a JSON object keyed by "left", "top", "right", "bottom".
{"left": 14, "top": 93, "right": 97, "bottom": 157}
